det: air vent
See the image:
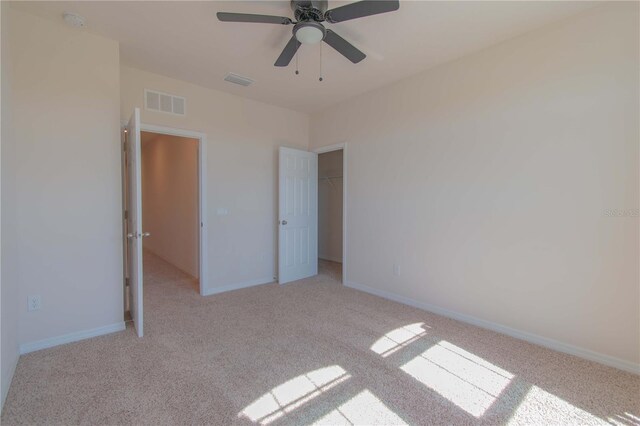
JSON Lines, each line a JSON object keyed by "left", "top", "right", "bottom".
{"left": 144, "top": 89, "right": 186, "bottom": 116}
{"left": 224, "top": 73, "right": 254, "bottom": 87}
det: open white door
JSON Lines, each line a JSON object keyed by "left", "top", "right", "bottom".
{"left": 278, "top": 147, "right": 318, "bottom": 284}
{"left": 126, "top": 108, "right": 144, "bottom": 337}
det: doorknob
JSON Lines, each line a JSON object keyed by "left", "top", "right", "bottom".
{"left": 127, "top": 233, "right": 136, "bottom": 239}
{"left": 142, "top": 232, "right": 151, "bottom": 237}
{"left": 281, "top": 220, "right": 287, "bottom": 225}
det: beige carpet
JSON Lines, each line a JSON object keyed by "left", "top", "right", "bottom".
{"left": 2, "top": 253, "right": 638, "bottom": 425}
{"left": 318, "top": 259, "right": 342, "bottom": 283}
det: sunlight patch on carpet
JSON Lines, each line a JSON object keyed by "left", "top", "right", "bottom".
{"left": 400, "top": 340, "right": 513, "bottom": 417}
{"left": 370, "top": 322, "right": 429, "bottom": 357}
{"left": 312, "top": 389, "right": 408, "bottom": 425}
{"left": 239, "top": 365, "right": 351, "bottom": 424}
{"left": 508, "top": 385, "right": 606, "bottom": 425}
{"left": 608, "top": 412, "right": 640, "bottom": 426}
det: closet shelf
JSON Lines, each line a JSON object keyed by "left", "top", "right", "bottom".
{"left": 319, "top": 175, "right": 342, "bottom": 190}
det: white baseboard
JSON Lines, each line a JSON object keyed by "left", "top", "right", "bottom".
{"left": 319, "top": 255, "right": 343, "bottom": 263}
{"left": 345, "top": 280, "right": 639, "bottom": 375}
{"left": 203, "top": 277, "right": 274, "bottom": 296}
{"left": 19, "top": 322, "right": 126, "bottom": 355}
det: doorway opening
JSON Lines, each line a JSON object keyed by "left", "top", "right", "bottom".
{"left": 140, "top": 130, "right": 200, "bottom": 291}
{"left": 316, "top": 145, "right": 345, "bottom": 284}
{"left": 276, "top": 144, "right": 346, "bottom": 285}
{"left": 122, "top": 118, "right": 207, "bottom": 332}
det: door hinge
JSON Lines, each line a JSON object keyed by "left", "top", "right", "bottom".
{"left": 124, "top": 210, "right": 128, "bottom": 220}
{"left": 125, "top": 277, "right": 129, "bottom": 287}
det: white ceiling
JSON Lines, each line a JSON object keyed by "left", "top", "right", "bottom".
{"left": 12, "top": 1, "right": 597, "bottom": 113}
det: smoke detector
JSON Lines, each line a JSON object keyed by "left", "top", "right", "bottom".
{"left": 63, "top": 12, "right": 86, "bottom": 28}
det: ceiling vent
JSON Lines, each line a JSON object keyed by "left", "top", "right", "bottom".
{"left": 144, "top": 89, "right": 186, "bottom": 116}
{"left": 224, "top": 73, "right": 254, "bottom": 87}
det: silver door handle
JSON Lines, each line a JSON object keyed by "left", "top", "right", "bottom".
{"left": 127, "top": 233, "right": 136, "bottom": 239}
{"left": 281, "top": 220, "right": 287, "bottom": 225}
{"left": 142, "top": 232, "right": 151, "bottom": 237}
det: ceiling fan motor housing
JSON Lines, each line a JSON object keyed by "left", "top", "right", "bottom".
{"left": 291, "top": 0, "right": 328, "bottom": 22}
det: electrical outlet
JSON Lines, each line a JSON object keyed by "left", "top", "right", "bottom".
{"left": 28, "top": 295, "right": 42, "bottom": 311}
{"left": 393, "top": 264, "right": 401, "bottom": 276}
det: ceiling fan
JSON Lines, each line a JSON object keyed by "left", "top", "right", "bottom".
{"left": 217, "top": 0, "right": 400, "bottom": 67}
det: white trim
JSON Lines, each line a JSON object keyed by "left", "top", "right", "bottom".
{"left": 314, "top": 143, "right": 345, "bottom": 154}
{"left": 202, "top": 277, "right": 274, "bottom": 296}
{"left": 313, "top": 143, "right": 347, "bottom": 285}
{"left": 345, "top": 280, "right": 640, "bottom": 375}
{"left": 140, "top": 124, "right": 204, "bottom": 140}
{"left": 19, "top": 322, "right": 126, "bottom": 355}
{"left": 198, "top": 134, "right": 208, "bottom": 296}
{"left": 139, "top": 124, "right": 208, "bottom": 297}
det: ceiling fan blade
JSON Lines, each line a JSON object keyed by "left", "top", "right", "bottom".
{"left": 323, "top": 30, "right": 366, "bottom": 64}
{"left": 217, "top": 12, "right": 292, "bottom": 25}
{"left": 274, "top": 36, "right": 302, "bottom": 67}
{"left": 325, "top": 0, "right": 399, "bottom": 23}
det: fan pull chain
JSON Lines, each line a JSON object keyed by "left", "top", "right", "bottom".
{"left": 319, "top": 43, "right": 323, "bottom": 82}
{"left": 295, "top": 50, "right": 299, "bottom": 75}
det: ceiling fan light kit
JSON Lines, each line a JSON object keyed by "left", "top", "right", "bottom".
{"left": 294, "top": 22, "right": 326, "bottom": 44}
{"left": 217, "top": 0, "right": 400, "bottom": 80}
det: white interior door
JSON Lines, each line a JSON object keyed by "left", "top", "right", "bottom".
{"left": 126, "top": 108, "right": 144, "bottom": 337}
{"left": 279, "top": 147, "right": 318, "bottom": 284}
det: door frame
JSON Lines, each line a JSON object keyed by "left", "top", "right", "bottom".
{"left": 137, "top": 123, "right": 208, "bottom": 296}
{"left": 313, "top": 142, "right": 347, "bottom": 285}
